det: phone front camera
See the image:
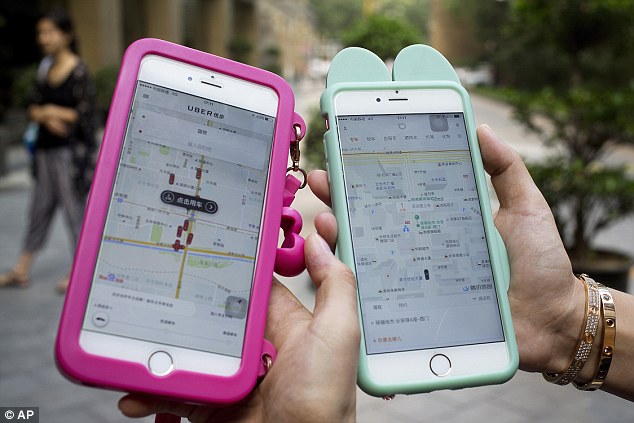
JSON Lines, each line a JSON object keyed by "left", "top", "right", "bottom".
{"left": 395, "top": 90, "right": 399, "bottom": 94}
{"left": 187, "top": 77, "right": 192, "bottom": 81}
{"left": 376, "top": 98, "right": 381, "bottom": 102}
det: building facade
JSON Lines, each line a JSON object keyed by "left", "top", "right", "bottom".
{"left": 40, "top": 0, "right": 317, "bottom": 80}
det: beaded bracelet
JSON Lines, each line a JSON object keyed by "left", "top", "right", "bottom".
{"left": 573, "top": 281, "right": 616, "bottom": 391}
{"left": 543, "top": 274, "right": 600, "bottom": 385}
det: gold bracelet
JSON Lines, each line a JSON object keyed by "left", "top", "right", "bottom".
{"left": 543, "top": 274, "right": 600, "bottom": 385}
{"left": 573, "top": 282, "right": 616, "bottom": 391}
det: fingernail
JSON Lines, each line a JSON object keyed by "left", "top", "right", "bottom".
{"left": 312, "top": 232, "right": 332, "bottom": 255}
{"left": 481, "top": 124, "right": 499, "bottom": 139}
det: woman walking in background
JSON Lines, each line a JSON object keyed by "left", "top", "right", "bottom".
{"left": 0, "top": 8, "right": 96, "bottom": 293}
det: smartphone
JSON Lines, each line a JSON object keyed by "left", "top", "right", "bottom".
{"left": 56, "top": 39, "right": 295, "bottom": 404}
{"left": 323, "top": 86, "right": 517, "bottom": 395}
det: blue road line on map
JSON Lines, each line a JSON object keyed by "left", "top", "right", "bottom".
{"left": 103, "top": 239, "right": 253, "bottom": 263}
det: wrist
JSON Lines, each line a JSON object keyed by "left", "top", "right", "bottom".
{"left": 543, "top": 273, "right": 588, "bottom": 374}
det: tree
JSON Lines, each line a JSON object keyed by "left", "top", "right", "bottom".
{"left": 503, "top": 0, "right": 634, "bottom": 89}
{"left": 342, "top": 14, "right": 421, "bottom": 61}
{"left": 309, "top": 0, "right": 429, "bottom": 42}
{"left": 503, "top": 0, "right": 634, "bottom": 278}
{"left": 443, "top": 0, "right": 510, "bottom": 70}
{"left": 309, "top": 0, "right": 363, "bottom": 40}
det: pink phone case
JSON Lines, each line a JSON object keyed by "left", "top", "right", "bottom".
{"left": 56, "top": 38, "right": 301, "bottom": 404}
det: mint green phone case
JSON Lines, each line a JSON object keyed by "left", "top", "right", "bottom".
{"left": 320, "top": 45, "right": 518, "bottom": 397}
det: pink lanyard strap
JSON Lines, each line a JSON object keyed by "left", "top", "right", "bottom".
{"left": 274, "top": 115, "right": 307, "bottom": 277}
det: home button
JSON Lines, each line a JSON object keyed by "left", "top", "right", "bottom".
{"left": 148, "top": 351, "right": 174, "bottom": 376}
{"left": 429, "top": 354, "right": 451, "bottom": 377}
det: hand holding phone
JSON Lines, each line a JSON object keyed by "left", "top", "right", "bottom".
{"left": 56, "top": 39, "right": 302, "bottom": 404}
{"left": 320, "top": 45, "right": 518, "bottom": 396}
{"left": 118, "top": 233, "right": 360, "bottom": 423}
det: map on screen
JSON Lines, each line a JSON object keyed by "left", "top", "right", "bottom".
{"left": 82, "top": 81, "right": 275, "bottom": 357}
{"left": 338, "top": 113, "right": 504, "bottom": 354}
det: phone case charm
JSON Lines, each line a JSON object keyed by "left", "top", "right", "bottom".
{"left": 275, "top": 115, "right": 307, "bottom": 277}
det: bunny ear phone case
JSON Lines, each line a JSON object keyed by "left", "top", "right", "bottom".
{"left": 56, "top": 38, "right": 307, "bottom": 405}
{"left": 321, "top": 44, "right": 518, "bottom": 396}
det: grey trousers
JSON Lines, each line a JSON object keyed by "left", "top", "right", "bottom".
{"left": 23, "top": 147, "right": 85, "bottom": 253}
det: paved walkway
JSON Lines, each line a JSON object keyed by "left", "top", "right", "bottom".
{"left": 0, "top": 187, "right": 154, "bottom": 422}
{"left": 0, "top": 80, "right": 633, "bottom": 422}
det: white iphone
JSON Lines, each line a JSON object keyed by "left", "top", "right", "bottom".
{"left": 56, "top": 39, "right": 292, "bottom": 404}
{"left": 323, "top": 86, "right": 518, "bottom": 395}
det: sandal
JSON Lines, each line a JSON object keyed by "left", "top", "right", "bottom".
{"left": 0, "top": 270, "right": 30, "bottom": 288}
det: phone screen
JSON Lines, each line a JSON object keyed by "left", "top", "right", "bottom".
{"left": 338, "top": 112, "right": 504, "bottom": 355}
{"left": 81, "top": 80, "right": 275, "bottom": 358}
